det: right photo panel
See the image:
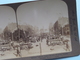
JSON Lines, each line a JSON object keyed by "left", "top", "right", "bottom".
{"left": 16, "top": 0, "right": 72, "bottom": 57}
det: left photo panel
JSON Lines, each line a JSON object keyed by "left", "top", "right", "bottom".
{"left": 0, "top": 6, "right": 18, "bottom": 59}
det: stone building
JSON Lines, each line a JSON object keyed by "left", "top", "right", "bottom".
{"left": 63, "top": 24, "right": 70, "bottom": 35}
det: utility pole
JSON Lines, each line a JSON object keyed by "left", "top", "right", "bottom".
{"left": 39, "top": 35, "right": 42, "bottom": 55}
{"left": 15, "top": 11, "right": 21, "bottom": 57}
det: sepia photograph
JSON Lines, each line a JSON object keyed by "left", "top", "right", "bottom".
{"left": 0, "top": 0, "right": 72, "bottom": 59}
{"left": 0, "top": 6, "right": 18, "bottom": 59}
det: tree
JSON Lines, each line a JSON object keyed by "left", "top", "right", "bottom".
{"left": 3, "top": 26, "right": 12, "bottom": 40}
{"left": 54, "top": 20, "right": 63, "bottom": 36}
{"left": 13, "top": 29, "right": 25, "bottom": 42}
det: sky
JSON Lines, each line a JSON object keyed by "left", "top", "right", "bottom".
{"left": 0, "top": 0, "right": 36, "bottom": 32}
{"left": 0, "top": 6, "right": 16, "bottom": 31}
{"left": 0, "top": 0, "right": 79, "bottom": 37}
{"left": 0, "top": 0, "right": 80, "bottom": 60}
{"left": 0, "top": 0, "right": 69, "bottom": 32}
{"left": 17, "top": 0, "right": 68, "bottom": 30}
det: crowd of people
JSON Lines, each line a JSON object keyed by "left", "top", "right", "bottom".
{"left": 0, "top": 34, "right": 70, "bottom": 57}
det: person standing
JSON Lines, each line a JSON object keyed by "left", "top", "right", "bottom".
{"left": 13, "top": 45, "right": 21, "bottom": 57}
{"left": 16, "top": 46, "right": 21, "bottom": 57}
